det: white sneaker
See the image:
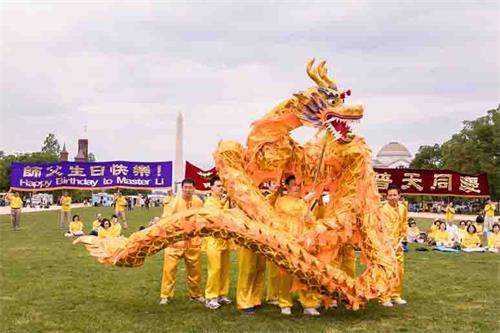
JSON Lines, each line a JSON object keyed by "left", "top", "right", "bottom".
{"left": 191, "top": 296, "right": 206, "bottom": 304}
{"left": 267, "top": 299, "right": 279, "bottom": 306}
{"left": 392, "top": 298, "right": 407, "bottom": 305}
{"left": 205, "top": 298, "right": 221, "bottom": 310}
{"left": 381, "top": 301, "right": 393, "bottom": 307}
{"left": 303, "top": 307, "right": 320, "bottom": 316}
{"left": 218, "top": 296, "right": 232, "bottom": 305}
{"left": 159, "top": 298, "right": 170, "bottom": 305}
{"left": 281, "top": 307, "right": 292, "bottom": 315}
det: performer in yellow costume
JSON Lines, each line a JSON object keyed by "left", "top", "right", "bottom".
{"left": 265, "top": 182, "right": 282, "bottom": 306}
{"left": 204, "top": 176, "right": 232, "bottom": 310}
{"left": 160, "top": 178, "right": 204, "bottom": 305}
{"left": 114, "top": 192, "right": 129, "bottom": 229}
{"left": 60, "top": 192, "right": 72, "bottom": 229}
{"left": 380, "top": 185, "right": 408, "bottom": 307}
{"left": 274, "top": 175, "right": 320, "bottom": 316}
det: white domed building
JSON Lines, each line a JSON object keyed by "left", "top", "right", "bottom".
{"left": 372, "top": 142, "right": 412, "bottom": 168}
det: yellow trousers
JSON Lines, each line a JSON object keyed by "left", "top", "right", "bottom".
{"left": 236, "top": 247, "right": 266, "bottom": 309}
{"left": 380, "top": 248, "right": 404, "bottom": 302}
{"left": 277, "top": 270, "right": 320, "bottom": 309}
{"left": 266, "top": 261, "right": 280, "bottom": 302}
{"left": 205, "top": 247, "right": 231, "bottom": 299}
{"left": 160, "top": 247, "right": 202, "bottom": 299}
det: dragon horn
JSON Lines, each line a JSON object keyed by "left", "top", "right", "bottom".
{"left": 306, "top": 58, "right": 328, "bottom": 88}
{"left": 318, "top": 60, "right": 338, "bottom": 90}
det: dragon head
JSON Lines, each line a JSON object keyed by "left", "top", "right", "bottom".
{"left": 294, "top": 59, "right": 364, "bottom": 144}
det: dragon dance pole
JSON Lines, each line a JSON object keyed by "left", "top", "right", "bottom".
{"left": 309, "top": 131, "right": 327, "bottom": 210}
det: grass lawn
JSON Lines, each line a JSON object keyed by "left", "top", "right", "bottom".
{"left": 0, "top": 207, "right": 499, "bottom": 333}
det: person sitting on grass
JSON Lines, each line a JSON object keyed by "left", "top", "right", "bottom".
{"left": 461, "top": 224, "right": 484, "bottom": 252}
{"left": 428, "top": 219, "right": 441, "bottom": 241}
{"left": 458, "top": 221, "right": 467, "bottom": 241}
{"left": 406, "top": 218, "right": 420, "bottom": 243}
{"left": 487, "top": 223, "right": 500, "bottom": 253}
{"left": 90, "top": 213, "right": 103, "bottom": 236}
{"left": 109, "top": 214, "right": 122, "bottom": 237}
{"left": 434, "top": 222, "right": 453, "bottom": 247}
{"left": 98, "top": 219, "right": 114, "bottom": 238}
{"left": 65, "top": 214, "right": 84, "bottom": 237}
{"left": 474, "top": 216, "right": 484, "bottom": 235}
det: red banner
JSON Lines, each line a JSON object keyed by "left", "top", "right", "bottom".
{"left": 185, "top": 161, "right": 217, "bottom": 192}
{"left": 374, "top": 168, "right": 489, "bottom": 197}
{"left": 185, "top": 162, "right": 489, "bottom": 197}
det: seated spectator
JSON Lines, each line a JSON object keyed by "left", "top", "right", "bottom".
{"left": 474, "top": 216, "right": 484, "bottom": 235}
{"left": 90, "top": 213, "right": 103, "bottom": 236}
{"left": 461, "top": 224, "right": 484, "bottom": 252}
{"left": 458, "top": 221, "right": 467, "bottom": 241}
{"left": 428, "top": 219, "right": 441, "bottom": 240}
{"left": 407, "top": 219, "right": 420, "bottom": 243}
{"left": 98, "top": 219, "right": 114, "bottom": 238}
{"left": 434, "top": 221, "right": 453, "bottom": 247}
{"left": 487, "top": 223, "right": 500, "bottom": 253}
{"left": 109, "top": 214, "right": 122, "bottom": 237}
{"left": 65, "top": 214, "right": 84, "bottom": 237}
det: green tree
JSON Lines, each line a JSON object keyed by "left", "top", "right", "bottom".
{"left": 0, "top": 152, "right": 59, "bottom": 191}
{"left": 441, "top": 106, "right": 499, "bottom": 200}
{"left": 410, "top": 144, "right": 442, "bottom": 169}
{"left": 41, "top": 133, "right": 61, "bottom": 155}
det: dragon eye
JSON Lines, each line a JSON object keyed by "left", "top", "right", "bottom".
{"left": 327, "top": 98, "right": 337, "bottom": 105}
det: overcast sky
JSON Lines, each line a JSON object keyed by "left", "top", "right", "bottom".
{"left": 1, "top": 0, "right": 498, "bottom": 168}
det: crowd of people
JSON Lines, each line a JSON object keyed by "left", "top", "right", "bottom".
{"left": 406, "top": 201, "right": 499, "bottom": 253}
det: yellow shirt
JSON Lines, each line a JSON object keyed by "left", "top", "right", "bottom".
{"left": 429, "top": 224, "right": 438, "bottom": 239}
{"left": 115, "top": 197, "right": 127, "bottom": 212}
{"left": 474, "top": 223, "right": 483, "bottom": 234}
{"left": 8, "top": 196, "right": 23, "bottom": 209}
{"left": 163, "top": 195, "right": 204, "bottom": 248}
{"left": 434, "top": 230, "right": 451, "bottom": 244}
{"left": 204, "top": 195, "right": 230, "bottom": 250}
{"left": 274, "top": 196, "right": 311, "bottom": 237}
{"left": 109, "top": 221, "right": 122, "bottom": 237}
{"left": 381, "top": 201, "right": 408, "bottom": 247}
{"left": 484, "top": 203, "right": 496, "bottom": 217}
{"left": 461, "top": 232, "right": 481, "bottom": 248}
{"left": 98, "top": 227, "right": 115, "bottom": 238}
{"left": 61, "top": 196, "right": 72, "bottom": 212}
{"left": 92, "top": 219, "right": 101, "bottom": 230}
{"left": 445, "top": 207, "right": 455, "bottom": 222}
{"left": 69, "top": 221, "right": 83, "bottom": 233}
{"left": 487, "top": 233, "right": 500, "bottom": 248}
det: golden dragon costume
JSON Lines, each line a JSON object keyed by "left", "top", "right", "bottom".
{"left": 75, "top": 59, "right": 399, "bottom": 310}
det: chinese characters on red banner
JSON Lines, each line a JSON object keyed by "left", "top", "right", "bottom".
{"left": 373, "top": 168, "right": 488, "bottom": 197}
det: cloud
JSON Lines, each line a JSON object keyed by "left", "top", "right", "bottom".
{"left": 1, "top": 0, "right": 498, "bottom": 166}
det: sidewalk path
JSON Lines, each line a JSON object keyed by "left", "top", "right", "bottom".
{"left": 0, "top": 203, "right": 86, "bottom": 215}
